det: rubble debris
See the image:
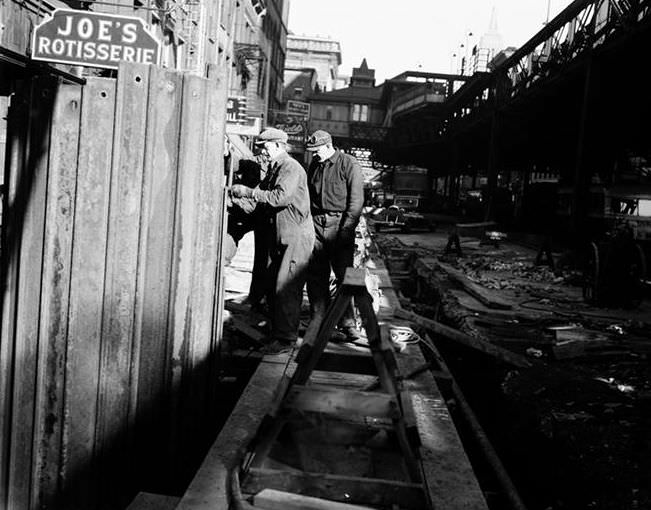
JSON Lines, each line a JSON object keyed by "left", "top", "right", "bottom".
{"left": 525, "top": 348, "right": 544, "bottom": 358}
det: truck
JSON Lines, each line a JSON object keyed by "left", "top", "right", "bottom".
{"left": 392, "top": 165, "right": 429, "bottom": 209}
{"left": 372, "top": 165, "right": 434, "bottom": 232}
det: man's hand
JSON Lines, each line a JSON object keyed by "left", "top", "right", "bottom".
{"left": 230, "top": 184, "right": 253, "bottom": 198}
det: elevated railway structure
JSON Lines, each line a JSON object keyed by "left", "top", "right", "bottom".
{"left": 378, "top": 0, "right": 651, "bottom": 238}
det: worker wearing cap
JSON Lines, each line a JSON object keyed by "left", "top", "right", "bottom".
{"left": 305, "top": 130, "right": 364, "bottom": 341}
{"left": 230, "top": 127, "right": 314, "bottom": 353}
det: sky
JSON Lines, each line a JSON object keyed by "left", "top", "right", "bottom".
{"left": 287, "top": 0, "right": 574, "bottom": 82}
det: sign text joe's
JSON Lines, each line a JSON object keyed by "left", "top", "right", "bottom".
{"left": 32, "top": 9, "right": 161, "bottom": 70}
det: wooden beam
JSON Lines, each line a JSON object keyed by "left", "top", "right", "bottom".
{"left": 224, "top": 300, "right": 267, "bottom": 324}
{"left": 421, "top": 333, "right": 528, "bottom": 510}
{"left": 126, "top": 492, "right": 180, "bottom": 510}
{"left": 253, "top": 488, "right": 376, "bottom": 510}
{"left": 175, "top": 359, "right": 288, "bottom": 510}
{"left": 436, "top": 261, "right": 512, "bottom": 310}
{"left": 342, "top": 267, "right": 368, "bottom": 288}
{"left": 395, "top": 308, "right": 531, "bottom": 368}
{"left": 243, "top": 468, "right": 426, "bottom": 510}
{"left": 230, "top": 316, "right": 266, "bottom": 344}
{"left": 283, "top": 386, "right": 398, "bottom": 419}
{"left": 393, "top": 338, "right": 489, "bottom": 510}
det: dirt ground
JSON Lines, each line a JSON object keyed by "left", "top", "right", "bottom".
{"left": 374, "top": 229, "right": 651, "bottom": 510}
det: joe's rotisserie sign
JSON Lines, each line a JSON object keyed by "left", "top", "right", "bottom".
{"left": 31, "top": 9, "right": 161, "bottom": 69}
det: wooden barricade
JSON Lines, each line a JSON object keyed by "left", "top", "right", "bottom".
{"left": 0, "top": 61, "right": 228, "bottom": 509}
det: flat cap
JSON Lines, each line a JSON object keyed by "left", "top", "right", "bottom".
{"left": 306, "top": 130, "right": 332, "bottom": 150}
{"left": 254, "top": 127, "right": 288, "bottom": 145}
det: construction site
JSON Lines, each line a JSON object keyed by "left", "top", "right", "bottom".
{"left": 1, "top": 0, "right": 650, "bottom": 509}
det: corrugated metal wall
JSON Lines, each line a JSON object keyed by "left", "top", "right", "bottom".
{"left": 0, "top": 61, "right": 228, "bottom": 510}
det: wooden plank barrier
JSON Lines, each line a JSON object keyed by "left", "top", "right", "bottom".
{"left": 0, "top": 61, "right": 228, "bottom": 510}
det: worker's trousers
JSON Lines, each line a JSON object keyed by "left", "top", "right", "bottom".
{"left": 268, "top": 229, "right": 315, "bottom": 343}
{"left": 306, "top": 212, "right": 356, "bottom": 330}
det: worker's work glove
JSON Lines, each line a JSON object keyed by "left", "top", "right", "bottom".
{"left": 232, "top": 196, "right": 257, "bottom": 214}
{"left": 230, "top": 184, "right": 253, "bottom": 198}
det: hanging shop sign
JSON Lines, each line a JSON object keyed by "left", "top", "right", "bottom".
{"left": 274, "top": 112, "right": 307, "bottom": 150}
{"left": 286, "top": 100, "right": 310, "bottom": 119}
{"left": 31, "top": 9, "right": 161, "bottom": 70}
{"left": 227, "top": 96, "right": 248, "bottom": 124}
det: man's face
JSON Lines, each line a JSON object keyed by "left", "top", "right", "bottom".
{"left": 259, "top": 141, "right": 280, "bottom": 159}
{"left": 312, "top": 144, "right": 330, "bottom": 161}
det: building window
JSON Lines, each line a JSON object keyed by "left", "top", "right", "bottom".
{"left": 293, "top": 87, "right": 303, "bottom": 98}
{"left": 351, "top": 104, "right": 368, "bottom": 122}
{"left": 326, "top": 107, "right": 332, "bottom": 120}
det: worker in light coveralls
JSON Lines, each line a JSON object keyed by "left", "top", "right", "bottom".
{"left": 305, "top": 130, "right": 364, "bottom": 342}
{"left": 230, "top": 128, "right": 315, "bottom": 354}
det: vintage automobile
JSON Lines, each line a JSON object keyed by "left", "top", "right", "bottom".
{"left": 371, "top": 204, "right": 433, "bottom": 233}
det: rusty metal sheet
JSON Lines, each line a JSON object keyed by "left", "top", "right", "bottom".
{"left": 167, "top": 73, "right": 210, "bottom": 471}
{"left": 206, "top": 62, "right": 229, "bottom": 365}
{"left": 0, "top": 81, "right": 30, "bottom": 510}
{"left": 32, "top": 82, "right": 82, "bottom": 509}
{"left": 130, "top": 64, "right": 183, "bottom": 490}
{"left": 62, "top": 77, "right": 116, "bottom": 509}
{"left": 89, "top": 69, "right": 151, "bottom": 508}
{"left": 167, "top": 69, "right": 227, "bottom": 474}
{"left": 7, "top": 76, "right": 56, "bottom": 510}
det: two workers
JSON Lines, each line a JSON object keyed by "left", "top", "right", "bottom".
{"left": 230, "top": 127, "right": 364, "bottom": 354}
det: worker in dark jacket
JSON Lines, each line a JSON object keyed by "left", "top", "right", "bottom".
{"left": 305, "top": 130, "right": 364, "bottom": 341}
{"left": 231, "top": 128, "right": 314, "bottom": 354}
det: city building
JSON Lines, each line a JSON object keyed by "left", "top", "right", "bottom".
{"left": 471, "top": 6, "right": 505, "bottom": 73}
{"left": 261, "top": 0, "right": 290, "bottom": 119}
{"left": 309, "top": 58, "right": 384, "bottom": 141}
{"left": 285, "top": 34, "right": 342, "bottom": 92}
{"left": 284, "top": 67, "right": 318, "bottom": 102}
{"left": 226, "top": 0, "right": 289, "bottom": 137}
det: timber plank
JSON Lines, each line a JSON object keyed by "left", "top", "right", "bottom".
{"left": 253, "top": 488, "right": 375, "bottom": 510}
{"left": 230, "top": 316, "right": 266, "bottom": 344}
{"left": 7, "top": 76, "right": 55, "bottom": 510}
{"left": 176, "top": 359, "right": 289, "bottom": 510}
{"left": 283, "top": 386, "right": 397, "bottom": 419}
{"left": 436, "top": 261, "right": 513, "bottom": 310}
{"left": 32, "top": 82, "right": 82, "bottom": 509}
{"left": 64, "top": 77, "right": 116, "bottom": 509}
{"left": 309, "top": 370, "right": 378, "bottom": 390}
{"left": 395, "top": 308, "right": 531, "bottom": 368}
{"left": 244, "top": 468, "right": 427, "bottom": 510}
{"left": 394, "top": 335, "right": 490, "bottom": 510}
{"left": 126, "top": 492, "right": 181, "bottom": 510}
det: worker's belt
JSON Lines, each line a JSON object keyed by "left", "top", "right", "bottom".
{"left": 312, "top": 210, "right": 343, "bottom": 217}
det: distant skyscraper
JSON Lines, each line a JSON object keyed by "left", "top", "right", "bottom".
{"left": 473, "top": 6, "right": 505, "bottom": 73}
